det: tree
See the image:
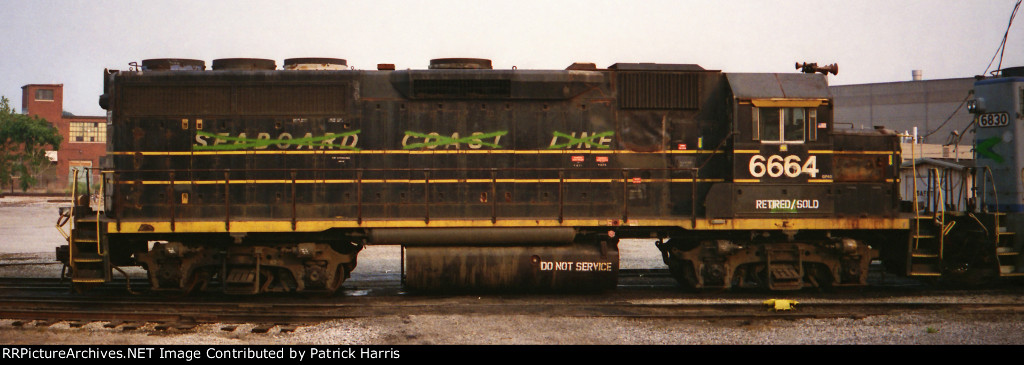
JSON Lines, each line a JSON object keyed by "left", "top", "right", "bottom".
{"left": 0, "top": 96, "right": 62, "bottom": 192}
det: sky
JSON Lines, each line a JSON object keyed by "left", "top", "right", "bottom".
{"left": 1, "top": 0, "right": 1022, "bottom": 117}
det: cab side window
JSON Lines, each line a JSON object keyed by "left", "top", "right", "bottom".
{"left": 784, "top": 108, "right": 805, "bottom": 142}
{"left": 753, "top": 107, "right": 816, "bottom": 143}
{"left": 758, "top": 108, "right": 781, "bottom": 141}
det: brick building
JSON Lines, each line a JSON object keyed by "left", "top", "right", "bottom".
{"left": 21, "top": 84, "right": 106, "bottom": 190}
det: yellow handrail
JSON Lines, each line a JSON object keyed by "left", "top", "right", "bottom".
{"left": 69, "top": 169, "right": 78, "bottom": 269}
{"left": 95, "top": 169, "right": 105, "bottom": 256}
{"left": 982, "top": 166, "right": 1000, "bottom": 241}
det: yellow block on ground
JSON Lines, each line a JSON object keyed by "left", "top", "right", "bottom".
{"left": 763, "top": 299, "right": 798, "bottom": 311}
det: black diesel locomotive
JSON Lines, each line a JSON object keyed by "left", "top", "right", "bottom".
{"left": 57, "top": 57, "right": 1018, "bottom": 294}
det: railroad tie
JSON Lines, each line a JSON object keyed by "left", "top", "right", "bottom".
{"left": 68, "top": 320, "right": 88, "bottom": 328}
{"left": 103, "top": 320, "right": 125, "bottom": 329}
{"left": 251, "top": 324, "right": 275, "bottom": 333}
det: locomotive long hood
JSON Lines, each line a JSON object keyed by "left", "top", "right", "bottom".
{"left": 388, "top": 69, "right": 605, "bottom": 100}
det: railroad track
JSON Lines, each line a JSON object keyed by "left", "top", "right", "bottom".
{"left": 2, "top": 265, "right": 1022, "bottom": 334}
{"left": 2, "top": 277, "right": 1023, "bottom": 332}
{"left": 3, "top": 294, "right": 1024, "bottom": 332}
{"left": 0, "top": 266, "right": 928, "bottom": 294}
{"left": 0, "top": 269, "right": 673, "bottom": 292}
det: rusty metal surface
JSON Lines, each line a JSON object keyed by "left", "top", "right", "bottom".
{"left": 428, "top": 58, "right": 493, "bottom": 70}
{"left": 617, "top": 71, "right": 702, "bottom": 109}
{"left": 88, "top": 58, "right": 916, "bottom": 292}
{"left": 565, "top": 62, "right": 596, "bottom": 71}
{"left": 140, "top": 59, "right": 206, "bottom": 71}
{"left": 283, "top": 58, "right": 348, "bottom": 70}
{"left": 608, "top": 63, "right": 706, "bottom": 71}
{"left": 404, "top": 241, "right": 618, "bottom": 292}
{"left": 369, "top": 228, "right": 576, "bottom": 246}
{"left": 100, "top": 62, "right": 898, "bottom": 227}
{"left": 115, "top": 78, "right": 351, "bottom": 116}
{"left": 135, "top": 242, "right": 359, "bottom": 294}
{"left": 389, "top": 69, "right": 605, "bottom": 99}
{"left": 726, "top": 73, "right": 831, "bottom": 99}
{"left": 211, "top": 58, "right": 277, "bottom": 70}
{"left": 660, "top": 238, "right": 875, "bottom": 290}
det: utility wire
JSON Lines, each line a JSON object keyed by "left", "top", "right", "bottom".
{"left": 933, "top": 0, "right": 1020, "bottom": 143}
{"left": 984, "top": 0, "right": 1021, "bottom": 76}
{"left": 925, "top": 92, "right": 970, "bottom": 140}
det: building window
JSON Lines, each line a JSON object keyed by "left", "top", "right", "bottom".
{"left": 753, "top": 107, "right": 814, "bottom": 143}
{"left": 70, "top": 122, "right": 105, "bottom": 143}
{"left": 35, "top": 89, "right": 54, "bottom": 101}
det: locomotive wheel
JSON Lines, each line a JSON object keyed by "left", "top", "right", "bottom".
{"left": 180, "top": 269, "right": 213, "bottom": 295}
{"left": 329, "top": 261, "right": 356, "bottom": 293}
{"left": 804, "top": 264, "right": 835, "bottom": 292}
{"left": 660, "top": 239, "right": 700, "bottom": 291}
{"left": 325, "top": 243, "right": 359, "bottom": 293}
{"left": 667, "top": 260, "right": 700, "bottom": 291}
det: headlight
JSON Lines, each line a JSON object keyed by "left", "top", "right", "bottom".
{"left": 967, "top": 98, "right": 986, "bottom": 114}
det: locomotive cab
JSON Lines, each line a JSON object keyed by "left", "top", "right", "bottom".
{"left": 660, "top": 72, "right": 905, "bottom": 290}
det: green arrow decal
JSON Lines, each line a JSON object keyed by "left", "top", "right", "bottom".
{"left": 976, "top": 136, "right": 1004, "bottom": 163}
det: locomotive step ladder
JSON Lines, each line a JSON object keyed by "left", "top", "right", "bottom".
{"left": 991, "top": 213, "right": 1024, "bottom": 277}
{"left": 910, "top": 211, "right": 1024, "bottom": 278}
{"left": 765, "top": 245, "right": 804, "bottom": 290}
{"left": 69, "top": 209, "right": 110, "bottom": 285}
{"left": 907, "top": 165, "right": 948, "bottom": 277}
{"left": 64, "top": 169, "right": 111, "bottom": 288}
{"left": 975, "top": 167, "right": 1023, "bottom": 276}
{"left": 222, "top": 247, "right": 266, "bottom": 295}
{"left": 908, "top": 215, "right": 944, "bottom": 276}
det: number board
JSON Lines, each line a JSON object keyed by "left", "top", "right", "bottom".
{"left": 978, "top": 112, "right": 1010, "bottom": 128}
{"left": 735, "top": 147, "right": 834, "bottom": 182}
{"left": 748, "top": 154, "right": 819, "bottom": 178}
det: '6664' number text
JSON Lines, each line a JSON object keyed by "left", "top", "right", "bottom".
{"left": 748, "top": 155, "right": 819, "bottom": 178}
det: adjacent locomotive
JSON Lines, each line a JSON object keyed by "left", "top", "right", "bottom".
{"left": 56, "top": 57, "right": 1021, "bottom": 294}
